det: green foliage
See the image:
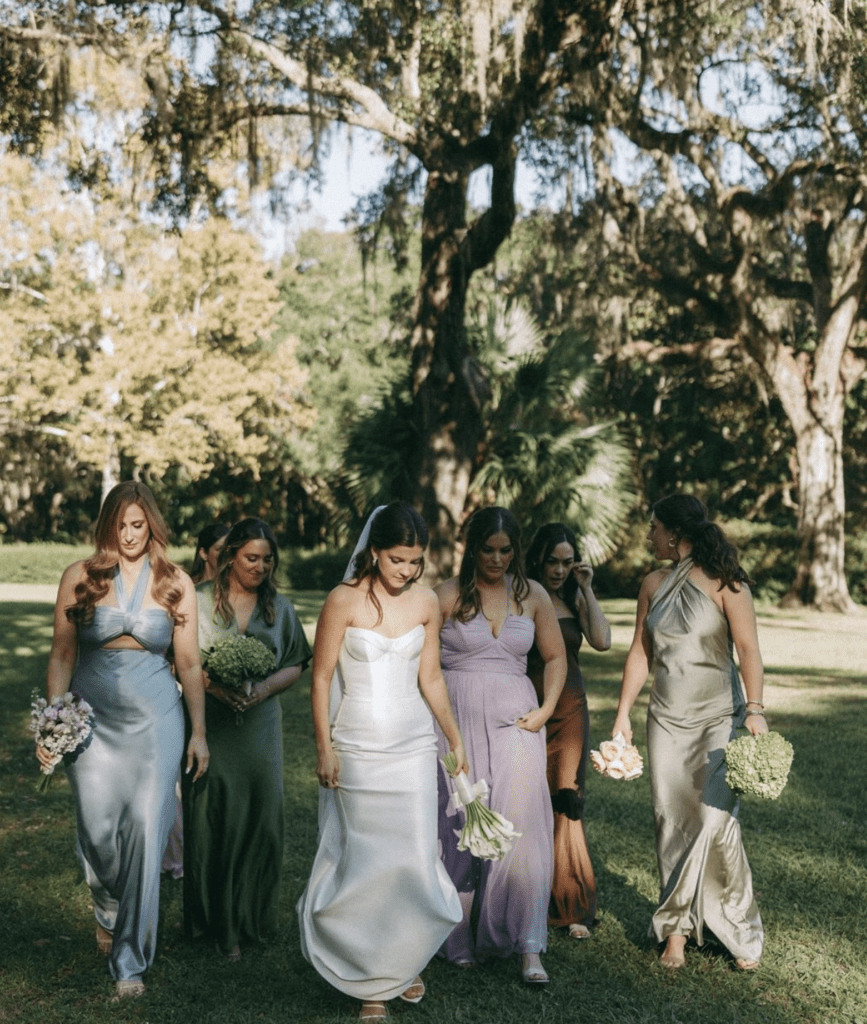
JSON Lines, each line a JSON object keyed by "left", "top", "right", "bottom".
{"left": 468, "top": 301, "right": 635, "bottom": 560}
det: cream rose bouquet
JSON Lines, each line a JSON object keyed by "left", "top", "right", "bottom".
{"left": 441, "top": 751, "right": 522, "bottom": 861}
{"left": 725, "top": 730, "right": 794, "bottom": 799}
{"left": 590, "top": 731, "right": 644, "bottom": 780}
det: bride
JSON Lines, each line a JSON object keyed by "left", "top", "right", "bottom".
{"left": 297, "top": 502, "right": 467, "bottom": 1023}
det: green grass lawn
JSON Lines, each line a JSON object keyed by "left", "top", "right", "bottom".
{"left": 1, "top": 590, "right": 865, "bottom": 1024}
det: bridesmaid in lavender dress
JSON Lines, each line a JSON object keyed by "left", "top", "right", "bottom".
{"left": 435, "top": 507, "right": 566, "bottom": 983}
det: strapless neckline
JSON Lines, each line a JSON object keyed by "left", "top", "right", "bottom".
{"left": 345, "top": 624, "right": 425, "bottom": 643}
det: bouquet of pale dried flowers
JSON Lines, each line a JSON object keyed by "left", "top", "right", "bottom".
{"left": 30, "top": 690, "right": 95, "bottom": 790}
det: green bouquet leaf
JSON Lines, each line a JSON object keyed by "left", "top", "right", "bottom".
{"left": 725, "top": 730, "right": 794, "bottom": 800}
{"left": 202, "top": 634, "right": 275, "bottom": 692}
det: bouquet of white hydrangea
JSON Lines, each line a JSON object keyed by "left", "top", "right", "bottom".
{"left": 30, "top": 690, "right": 95, "bottom": 791}
{"left": 725, "top": 730, "right": 794, "bottom": 800}
{"left": 202, "top": 634, "right": 275, "bottom": 723}
{"left": 441, "top": 751, "right": 522, "bottom": 861}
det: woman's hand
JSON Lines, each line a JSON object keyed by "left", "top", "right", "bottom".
{"left": 612, "top": 714, "right": 633, "bottom": 746}
{"left": 573, "top": 561, "right": 594, "bottom": 588}
{"left": 207, "top": 681, "right": 249, "bottom": 712}
{"left": 517, "top": 708, "right": 548, "bottom": 733}
{"left": 241, "top": 680, "right": 271, "bottom": 709}
{"left": 448, "top": 739, "right": 469, "bottom": 776}
{"left": 35, "top": 744, "right": 55, "bottom": 770}
{"left": 316, "top": 747, "right": 340, "bottom": 789}
{"left": 744, "top": 712, "right": 769, "bottom": 737}
{"left": 186, "top": 734, "right": 210, "bottom": 781}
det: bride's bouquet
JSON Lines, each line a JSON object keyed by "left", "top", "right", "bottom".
{"left": 441, "top": 751, "right": 522, "bottom": 861}
{"left": 30, "top": 690, "right": 95, "bottom": 791}
{"left": 725, "top": 730, "right": 794, "bottom": 799}
{"left": 202, "top": 634, "right": 275, "bottom": 724}
{"left": 590, "top": 732, "right": 644, "bottom": 780}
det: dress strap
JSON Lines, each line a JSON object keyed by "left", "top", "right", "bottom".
{"left": 114, "top": 555, "right": 151, "bottom": 614}
{"left": 649, "top": 556, "right": 693, "bottom": 613}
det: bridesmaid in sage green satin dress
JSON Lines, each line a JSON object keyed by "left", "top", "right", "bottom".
{"left": 40, "top": 482, "right": 209, "bottom": 1002}
{"left": 184, "top": 518, "right": 311, "bottom": 963}
{"left": 613, "top": 494, "right": 767, "bottom": 971}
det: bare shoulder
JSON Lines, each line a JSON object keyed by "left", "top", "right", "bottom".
{"left": 58, "top": 560, "right": 87, "bottom": 593}
{"left": 434, "top": 576, "right": 460, "bottom": 616}
{"left": 641, "top": 568, "right": 671, "bottom": 602}
{"left": 524, "top": 578, "right": 552, "bottom": 610}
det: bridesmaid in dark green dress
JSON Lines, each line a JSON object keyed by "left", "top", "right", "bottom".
{"left": 183, "top": 518, "right": 311, "bottom": 961}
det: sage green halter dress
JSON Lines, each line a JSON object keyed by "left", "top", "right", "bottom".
{"left": 645, "top": 557, "right": 763, "bottom": 962}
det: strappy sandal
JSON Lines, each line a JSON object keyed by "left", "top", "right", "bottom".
{"left": 399, "top": 976, "right": 425, "bottom": 1003}
{"left": 359, "top": 1001, "right": 389, "bottom": 1021}
{"left": 96, "top": 924, "right": 113, "bottom": 955}
{"left": 111, "top": 979, "right": 146, "bottom": 1001}
{"left": 567, "top": 923, "right": 591, "bottom": 940}
{"left": 520, "top": 954, "right": 549, "bottom": 984}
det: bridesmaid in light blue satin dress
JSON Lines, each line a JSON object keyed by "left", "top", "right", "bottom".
{"left": 40, "top": 482, "right": 209, "bottom": 1001}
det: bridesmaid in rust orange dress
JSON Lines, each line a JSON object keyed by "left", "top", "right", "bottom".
{"left": 526, "top": 523, "right": 611, "bottom": 938}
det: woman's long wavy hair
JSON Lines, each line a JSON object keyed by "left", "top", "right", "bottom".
{"left": 190, "top": 522, "right": 230, "bottom": 584}
{"left": 653, "top": 494, "right": 754, "bottom": 591}
{"left": 526, "top": 522, "right": 581, "bottom": 617}
{"left": 66, "top": 481, "right": 184, "bottom": 625}
{"left": 343, "top": 502, "right": 429, "bottom": 625}
{"left": 453, "top": 507, "right": 530, "bottom": 623}
{"left": 212, "top": 518, "right": 280, "bottom": 627}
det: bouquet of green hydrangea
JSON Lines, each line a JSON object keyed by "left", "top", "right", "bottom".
{"left": 725, "top": 730, "right": 794, "bottom": 800}
{"left": 202, "top": 634, "right": 275, "bottom": 723}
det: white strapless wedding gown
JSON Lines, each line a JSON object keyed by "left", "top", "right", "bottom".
{"left": 297, "top": 625, "right": 461, "bottom": 1001}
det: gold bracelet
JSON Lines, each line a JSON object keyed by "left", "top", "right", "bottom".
{"left": 745, "top": 708, "right": 766, "bottom": 717}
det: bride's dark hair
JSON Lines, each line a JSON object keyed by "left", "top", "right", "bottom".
{"left": 344, "top": 502, "right": 429, "bottom": 624}
{"left": 653, "top": 494, "right": 754, "bottom": 591}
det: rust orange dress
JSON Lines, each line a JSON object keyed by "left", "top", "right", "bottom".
{"left": 527, "top": 616, "right": 597, "bottom": 930}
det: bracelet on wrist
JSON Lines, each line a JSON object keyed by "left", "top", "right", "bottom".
{"left": 746, "top": 700, "right": 765, "bottom": 708}
{"left": 745, "top": 708, "right": 766, "bottom": 717}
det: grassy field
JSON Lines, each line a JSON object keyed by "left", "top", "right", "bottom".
{"left": 1, "top": 585, "right": 865, "bottom": 1024}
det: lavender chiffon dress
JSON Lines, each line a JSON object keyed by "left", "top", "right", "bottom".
{"left": 436, "top": 607, "right": 554, "bottom": 963}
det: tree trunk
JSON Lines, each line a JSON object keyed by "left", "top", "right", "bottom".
{"left": 409, "top": 167, "right": 481, "bottom": 574}
{"left": 782, "top": 413, "right": 854, "bottom": 611}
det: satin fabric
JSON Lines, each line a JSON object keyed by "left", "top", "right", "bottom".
{"left": 527, "top": 617, "right": 597, "bottom": 929}
{"left": 646, "top": 557, "right": 763, "bottom": 961}
{"left": 67, "top": 557, "right": 183, "bottom": 982}
{"left": 298, "top": 626, "right": 461, "bottom": 1001}
{"left": 436, "top": 606, "right": 553, "bottom": 962}
{"left": 183, "top": 582, "right": 312, "bottom": 952}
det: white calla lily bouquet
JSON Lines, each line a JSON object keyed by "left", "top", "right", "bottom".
{"left": 441, "top": 751, "right": 522, "bottom": 861}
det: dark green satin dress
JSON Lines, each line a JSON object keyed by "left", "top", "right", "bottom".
{"left": 183, "top": 582, "right": 311, "bottom": 952}
{"left": 646, "top": 557, "right": 763, "bottom": 962}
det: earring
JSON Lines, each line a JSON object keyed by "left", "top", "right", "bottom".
{"left": 372, "top": 555, "right": 378, "bottom": 567}
{"left": 668, "top": 540, "right": 676, "bottom": 548}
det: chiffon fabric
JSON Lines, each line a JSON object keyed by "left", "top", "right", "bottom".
{"left": 436, "top": 600, "right": 553, "bottom": 963}
{"left": 645, "top": 557, "right": 763, "bottom": 962}
{"left": 298, "top": 625, "right": 461, "bottom": 1001}
{"left": 67, "top": 556, "right": 183, "bottom": 983}
{"left": 527, "top": 617, "right": 597, "bottom": 930}
{"left": 183, "top": 581, "right": 311, "bottom": 952}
